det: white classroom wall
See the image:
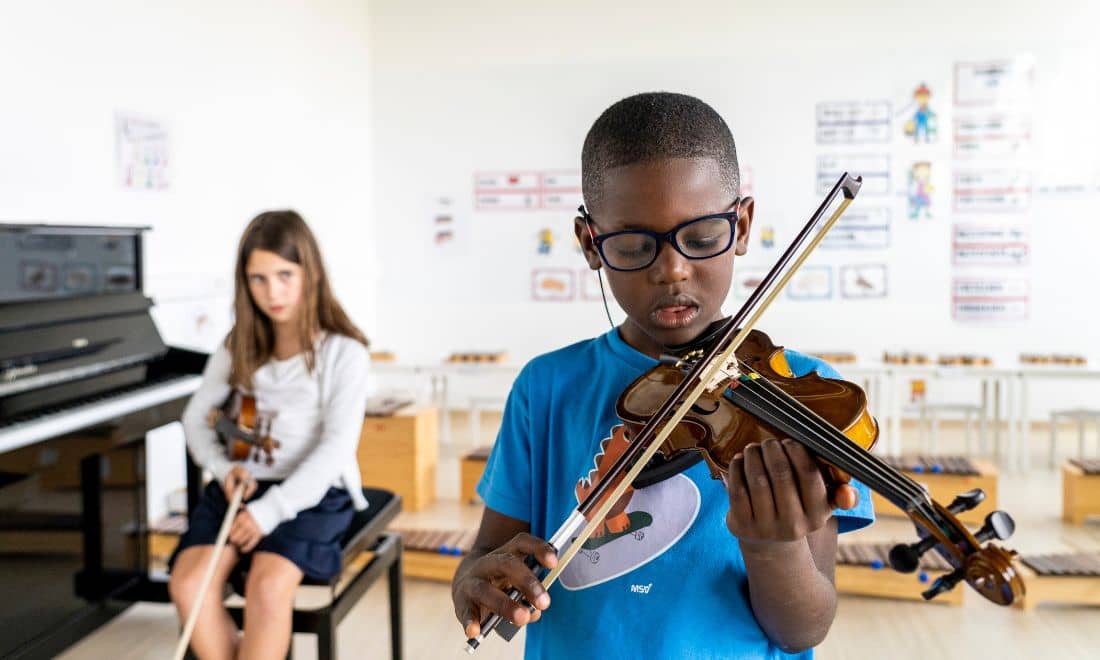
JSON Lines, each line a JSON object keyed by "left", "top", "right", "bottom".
{"left": 367, "top": 0, "right": 1100, "bottom": 416}
{"left": 369, "top": 1, "right": 1100, "bottom": 422}
{"left": 0, "top": 0, "right": 376, "bottom": 520}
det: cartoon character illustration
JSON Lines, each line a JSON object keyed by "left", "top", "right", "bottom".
{"left": 574, "top": 425, "right": 653, "bottom": 548}
{"left": 908, "top": 161, "right": 934, "bottom": 219}
{"left": 760, "top": 226, "right": 775, "bottom": 249}
{"left": 904, "top": 83, "right": 938, "bottom": 143}
{"left": 537, "top": 228, "right": 554, "bottom": 254}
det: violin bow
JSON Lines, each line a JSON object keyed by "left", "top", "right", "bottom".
{"left": 466, "top": 173, "right": 862, "bottom": 652}
{"left": 172, "top": 480, "right": 248, "bottom": 660}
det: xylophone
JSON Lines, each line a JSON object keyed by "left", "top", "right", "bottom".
{"left": 835, "top": 542, "right": 963, "bottom": 605}
{"left": 808, "top": 352, "right": 857, "bottom": 365}
{"left": 882, "top": 351, "right": 930, "bottom": 365}
{"left": 1016, "top": 552, "right": 1100, "bottom": 609}
{"left": 937, "top": 354, "right": 993, "bottom": 366}
{"left": 446, "top": 351, "right": 509, "bottom": 364}
{"left": 1063, "top": 459, "right": 1100, "bottom": 525}
{"left": 1020, "top": 353, "right": 1087, "bottom": 366}
{"left": 871, "top": 455, "right": 995, "bottom": 524}
{"left": 393, "top": 527, "right": 477, "bottom": 581}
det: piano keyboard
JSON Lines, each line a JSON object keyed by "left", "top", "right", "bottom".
{"left": 0, "top": 374, "right": 202, "bottom": 454}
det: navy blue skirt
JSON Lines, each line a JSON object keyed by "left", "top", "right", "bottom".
{"left": 170, "top": 480, "right": 353, "bottom": 585}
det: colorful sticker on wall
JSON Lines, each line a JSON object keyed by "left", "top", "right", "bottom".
{"left": 759, "top": 226, "right": 775, "bottom": 249}
{"left": 951, "top": 277, "right": 1029, "bottom": 322}
{"left": 817, "top": 154, "right": 890, "bottom": 195}
{"left": 537, "top": 228, "right": 556, "bottom": 255}
{"left": 787, "top": 265, "right": 833, "bottom": 300}
{"left": 908, "top": 162, "right": 934, "bottom": 219}
{"left": 953, "top": 169, "right": 1032, "bottom": 213}
{"left": 816, "top": 100, "right": 892, "bottom": 144}
{"left": 839, "top": 264, "right": 888, "bottom": 298}
{"left": 952, "top": 224, "right": 1029, "bottom": 267}
{"left": 475, "top": 170, "right": 581, "bottom": 211}
{"left": 531, "top": 268, "right": 575, "bottom": 302}
{"left": 954, "top": 113, "right": 1032, "bottom": 159}
{"left": 954, "top": 57, "right": 1036, "bottom": 108}
{"left": 820, "top": 207, "right": 891, "bottom": 249}
{"left": 579, "top": 268, "right": 603, "bottom": 301}
{"left": 902, "top": 83, "right": 938, "bottom": 144}
{"left": 116, "top": 113, "right": 170, "bottom": 190}
{"left": 909, "top": 379, "right": 927, "bottom": 404}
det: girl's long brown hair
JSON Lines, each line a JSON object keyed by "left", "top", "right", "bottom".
{"left": 227, "top": 210, "right": 367, "bottom": 388}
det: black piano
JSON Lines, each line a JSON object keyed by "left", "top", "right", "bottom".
{"left": 0, "top": 223, "right": 207, "bottom": 658}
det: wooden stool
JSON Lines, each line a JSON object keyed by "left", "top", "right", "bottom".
{"left": 460, "top": 446, "right": 492, "bottom": 503}
{"left": 1015, "top": 552, "right": 1100, "bottom": 610}
{"left": 223, "top": 489, "right": 403, "bottom": 660}
{"left": 393, "top": 527, "right": 476, "bottom": 582}
{"left": 870, "top": 455, "right": 997, "bottom": 525}
{"left": 1063, "top": 459, "right": 1100, "bottom": 525}
{"left": 835, "top": 542, "right": 963, "bottom": 605}
{"left": 359, "top": 405, "right": 438, "bottom": 511}
{"left": 1049, "top": 409, "right": 1100, "bottom": 467}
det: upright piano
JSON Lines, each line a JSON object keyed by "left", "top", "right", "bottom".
{"left": 0, "top": 223, "right": 207, "bottom": 658}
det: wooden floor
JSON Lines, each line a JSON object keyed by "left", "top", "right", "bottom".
{"left": 60, "top": 415, "right": 1100, "bottom": 659}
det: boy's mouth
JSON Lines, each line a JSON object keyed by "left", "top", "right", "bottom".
{"left": 652, "top": 296, "right": 701, "bottom": 329}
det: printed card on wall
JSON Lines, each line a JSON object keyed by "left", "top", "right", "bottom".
{"left": 816, "top": 101, "right": 892, "bottom": 144}
{"left": 817, "top": 154, "right": 890, "bottom": 195}
{"left": 787, "top": 265, "right": 833, "bottom": 300}
{"left": 820, "top": 207, "right": 891, "bottom": 249}
{"left": 952, "top": 277, "right": 1029, "bottom": 322}
{"left": 900, "top": 83, "right": 939, "bottom": 144}
{"left": 954, "top": 57, "right": 1036, "bottom": 107}
{"left": 954, "top": 113, "right": 1032, "bottom": 159}
{"left": 531, "top": 268, "right": 575, "bottom": 302}
{"left": 840, "top": 264, "right": 888, "bottom": 298}
{"left": 732, "top": 267, "right": 767, "bottom": 299}
{"left": 953, "top": 169, "right": 1032, "bottom": 213}
{"left": 952, "top": 224, "right": 1030, "bottom": 267}
{"left": 116, "top": 113, "right": 170, "bottom": 190}
{"left": 475, "top": 170, "right": 582, "bottom": 211}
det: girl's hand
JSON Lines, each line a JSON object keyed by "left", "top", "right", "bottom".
{"left": 725, "top": 438, "right": 858, "bottom": 548}
{"left": 452, "top": 533, "right": 558, "bottom": 639}
{"left": 229, "top": 510, "right": 264, "bottom": 552}
{"left": 223, "top": 465, "right": 257, "bottom": 501}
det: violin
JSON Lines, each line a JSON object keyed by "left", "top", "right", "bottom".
{"left": 465, "top": 173, "right": 1025, "bottom": 653}
{"left": 206, "top": 389, "right": 280, "bottom": 465}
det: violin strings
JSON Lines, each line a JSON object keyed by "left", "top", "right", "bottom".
{"left": 728, "top": 364, "right": 934, "bottom": 517}
{"left": 735, "top": 369, "right": 928, "bottom": 508}
{"left": 731, "top": 378, "right": 938, "bottom": 521}
{"left": 731, "top": 357, "right": 928, "bottom": 501}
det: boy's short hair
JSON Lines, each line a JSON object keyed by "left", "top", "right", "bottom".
{"left": 581, "top": 92, "right": 740, "bottom": 210}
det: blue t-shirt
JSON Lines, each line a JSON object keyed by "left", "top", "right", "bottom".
{"left": 478, "top": 328, "right": 875, "bottom": 660}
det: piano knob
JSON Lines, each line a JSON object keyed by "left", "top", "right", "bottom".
{"left": 889, "top": 535, "right": 938, "bottom": 574}
{"left": 922, "top": 566, "right": 966, "bottom": 601}
{"left": 974, "top": 511, "right": 1015, "bottom": 543}
{"left": 947, "top": 488, "right": 986, "bottom": 514}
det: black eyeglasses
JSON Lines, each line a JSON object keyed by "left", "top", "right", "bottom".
{"left": 580, "top": 201, "right": 740, "bottom": 272}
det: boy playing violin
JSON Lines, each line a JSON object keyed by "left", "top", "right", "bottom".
{"left": 451, "top": 92, "right": 874, "bottom": 658}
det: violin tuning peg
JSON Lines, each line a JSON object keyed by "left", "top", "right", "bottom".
{"left": 889, "top": 535, "right": 938, "bottom": 574}
{"left": 975, "top": 510, "right": 1015, "bottom": 543}
{"left": 922, "top": 567, "right": 966, "bottom": 601}
{"left": 947, "top": 488, "right": 986, "bottom": 514}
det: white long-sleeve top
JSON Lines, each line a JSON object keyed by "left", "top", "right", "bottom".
{"left": 181, "top": 333, "right": 370, "bottom": 534}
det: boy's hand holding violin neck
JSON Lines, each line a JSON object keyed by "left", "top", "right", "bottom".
{"left": 453, "top": 533, "right": 558, "bottom": 639}
{"left": 726, "top": 438, "right": 858, "bottom": 548}
{"left": 222, "top": 465, "right": 263, "bottom": 552}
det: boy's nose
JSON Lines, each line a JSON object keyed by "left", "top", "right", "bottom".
{"left": 649, "top": 244, "right": 690, "bottom": 284}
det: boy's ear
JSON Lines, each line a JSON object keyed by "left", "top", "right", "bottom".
{"left": 574, "top": 216, "right": 603, "bottom": 270}
{"left": 733, "top": 196, "right": 755, "bottom": 256}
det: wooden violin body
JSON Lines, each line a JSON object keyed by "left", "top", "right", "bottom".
{"left": 206, "top": 389, "right": 279, "bottom": 465}
{"left": 618, "top": 328, "right": 877, "bottom": 484}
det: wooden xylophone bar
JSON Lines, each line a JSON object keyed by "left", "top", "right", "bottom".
{"left": 1070, "top": 458, "right": 1100, "bottom": 475}
{"left": 880, "top": 454, "right": 980, "bottom": 476}
{"left": 1016, "top": 552, "right": 1100, "bottom": 610}
{"left": 834, "top": 542, "right": 962, "bottom": 605}
{"left": 391, "top": 527, "right": 478, "bottom": 581}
